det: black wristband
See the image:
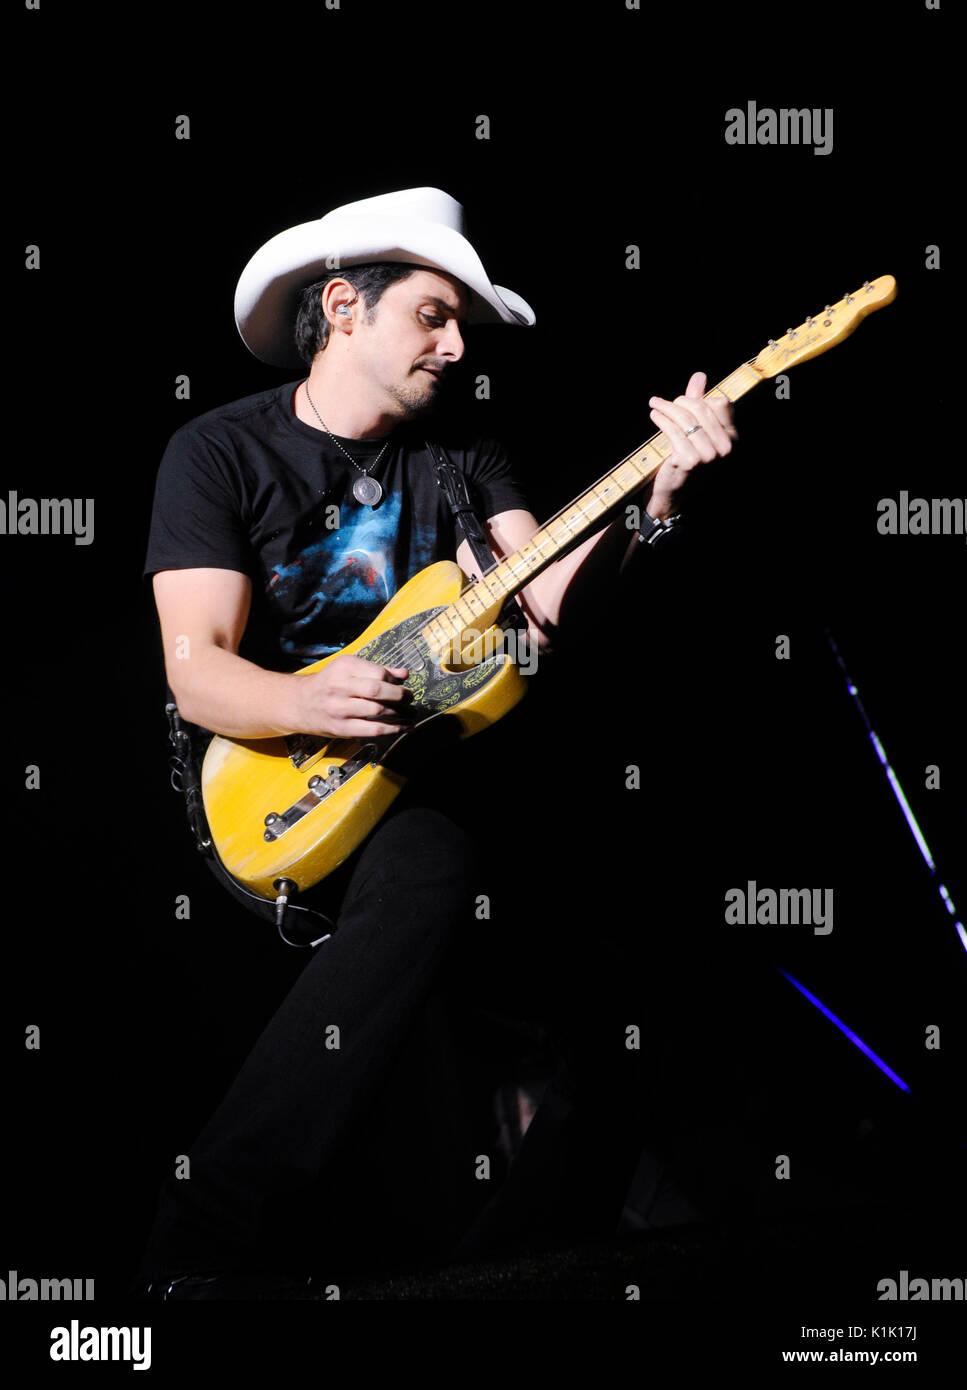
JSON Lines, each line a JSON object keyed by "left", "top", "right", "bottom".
{"left": 637, "top": 510, "right": 682, "bottom": 546}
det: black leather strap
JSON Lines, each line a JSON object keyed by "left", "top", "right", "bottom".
{"left": 428, "top": 441, "right": 498, "bottom": 578}
{"left": 428, "top": 441, "right": 528, "bottom": 633}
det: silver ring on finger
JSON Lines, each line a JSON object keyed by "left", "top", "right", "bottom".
{"left": 684, "top": 424, "right": 704, "bottom": 437}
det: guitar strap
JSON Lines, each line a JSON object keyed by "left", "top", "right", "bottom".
{"left": 427, "top": 440, "right": 528, "bottom": 632}
{"left": 427, "top": 440, "right": 496, "bottom": 576}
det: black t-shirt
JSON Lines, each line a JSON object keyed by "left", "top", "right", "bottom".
{"left": 144, "top": 381, "right": 531, "bottom": 671}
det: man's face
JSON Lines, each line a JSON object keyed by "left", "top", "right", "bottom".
{"left": 353, "top": 268, "right": 469, "bottom": 418}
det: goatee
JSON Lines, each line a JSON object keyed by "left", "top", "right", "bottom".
{"left": 390, "top": 379, "right": 439, "bottom": 417}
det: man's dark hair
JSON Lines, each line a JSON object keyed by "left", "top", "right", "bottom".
{"left": 293, "top": 262, "right": 421, "bottom": 365}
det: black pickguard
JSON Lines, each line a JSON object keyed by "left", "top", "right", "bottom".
{"left": 284, "top": 607, "right": 506, "bottom": 768}
{"left": 358, "top": 606, "right": 505, "bottom": 716}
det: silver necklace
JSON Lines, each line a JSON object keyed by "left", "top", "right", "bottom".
{"left": 302, "top": 380, "right": 389, "bottom": 506}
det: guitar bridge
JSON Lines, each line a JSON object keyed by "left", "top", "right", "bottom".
{"left": 263, "top": 744, "right": 379, "bottom": 841}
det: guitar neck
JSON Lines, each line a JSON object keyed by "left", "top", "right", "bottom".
{"left": 452, "top": 361, "right": 763, "bottom": 624}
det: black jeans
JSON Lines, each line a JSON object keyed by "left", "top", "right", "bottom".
{"left": 138, "top": 799, "right": 494, "bottom": 1280}
{"left": 137, "top": 797, "right": 657, "bottom": 1282}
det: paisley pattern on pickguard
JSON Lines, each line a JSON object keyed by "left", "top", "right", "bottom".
{"left": 357, "top": 606, "right": 506, "bottom": 717}
{"left": 284, "top": 608, "right": 508, "bottom": 768}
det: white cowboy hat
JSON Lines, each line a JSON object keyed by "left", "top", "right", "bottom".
{"left": 234, "top": 186, "right": 536, "bottom": 368}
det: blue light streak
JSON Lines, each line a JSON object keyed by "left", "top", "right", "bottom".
{"left": 777, "top": 969, "right": 910, "bottom": 1091}
{"left": 825, "top": 630, "right": 965, "bottom": 956}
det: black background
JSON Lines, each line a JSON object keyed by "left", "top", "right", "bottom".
{"left": 4, "top": 0, "right": 962, "bottom": 1365}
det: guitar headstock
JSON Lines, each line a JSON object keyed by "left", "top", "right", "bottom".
{"left": 750, "top": 275, "right": 897, "bottom": 378}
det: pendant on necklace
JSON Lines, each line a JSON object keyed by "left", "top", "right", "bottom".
{"left": 353, "top": 475, "right": 383, "bottom": 507}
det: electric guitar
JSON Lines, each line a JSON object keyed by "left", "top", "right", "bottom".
{"left": 200, "top": 276, "right": 897, "bottom": 902}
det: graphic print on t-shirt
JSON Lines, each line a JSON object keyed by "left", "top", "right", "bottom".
{"left": 266, "top": 494, "right": 434, "bottom": 660}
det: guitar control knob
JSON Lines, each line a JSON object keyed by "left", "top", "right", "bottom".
{"left": 308, "top": 775, "right": 323, "bottom": 791}
{"left": 265, "top": 812, "right": 279, "bottom": 825}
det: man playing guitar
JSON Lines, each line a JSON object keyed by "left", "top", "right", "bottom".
{"left": 137, "top": 186, "right": 736, "bottom": 1298}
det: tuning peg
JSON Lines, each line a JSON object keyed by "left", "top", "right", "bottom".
{"left": 805, "top": 317, "right": 814, "bottom": 327}
{"left": 768, "top": 339, "right": 776, "bottom": 347}
{"left": 845, "top": 292, "right": 854, "bottom": 303}
{"left": 863, "top": 280, "right": 872, "bottom": 292}
{"left": 787, "top": 327, "right": 796, "bottom": 337}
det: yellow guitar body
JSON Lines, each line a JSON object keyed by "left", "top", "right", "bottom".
{"left": 201, "top": 561, "right": 527, "bottom": 898}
